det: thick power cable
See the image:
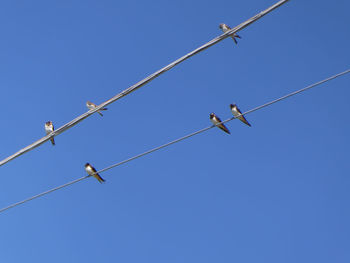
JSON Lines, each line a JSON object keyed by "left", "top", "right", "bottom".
{"left": 0, "top": 0, "right": 290, "bottom": 167}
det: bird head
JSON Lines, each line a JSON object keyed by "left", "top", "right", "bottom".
{"left": 230, "top": 104, "right": 237, "bottom": 109}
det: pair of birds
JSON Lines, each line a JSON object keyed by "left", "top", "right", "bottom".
{"left": 44, "top": 101, "right": 107, "bottom": 183}
{"left": 44, "top": 101, "right": 108, "bottom": 145}
{"left": 219, "top": 23, "right": 241, "bottom": 44}
{"left": 210, "top": 104, "right": 251, "bottom": 134}
{"left": 85, "top": 101, "right": 108, "bottom": 182}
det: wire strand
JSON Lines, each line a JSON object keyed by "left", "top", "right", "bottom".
{"left": 0, "top": 0, "right": 290, "bottom": 167}
{"left": 0, "top": 67, "right": 348, "bottom": 214}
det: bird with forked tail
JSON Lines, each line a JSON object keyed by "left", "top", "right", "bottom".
{"left": 219, "top": 23, "right": 242, "bottom": 44}
{"left": 85, "top": 163, "right": 105, "bottom": 183}
{"left": 86, "top": 101, "right": 108, "bottom": 117}
{"left": 230, "top": 104, "right": 251, "bottom": 127}
{"left": 210, "top": 113, "right": 231, "bottom": 134}
{"left": 45, "top": 121, "right": 56, "bottom": 146}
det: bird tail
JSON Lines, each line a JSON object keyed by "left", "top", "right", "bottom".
{"left": 224, "top": 128, "right": 231, "bottom": 134}
{"left": 97, "top": 111, "right": 104, "bottom": 117}
{"left": 232, "top": 36, "right": 238, "bottom": 44}
{"left": 239, "top": 116, "right": 251, "bottom": 127}
{"left": 101, "top": 107, "right": 108, "bottom": 111}
{"left": 94, "top": 174, "right": 106, "bottom": 183}
{"left": 219, "top": 125, "right": 231, "bottom": 134}
{"left": 50, "top": 138, "right": 55, "bottom": 146}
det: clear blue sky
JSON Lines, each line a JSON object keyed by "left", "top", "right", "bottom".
{"left": 0, "top": 0, "right": 349, "bottom": 262}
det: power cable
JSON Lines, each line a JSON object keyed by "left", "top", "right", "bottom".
{"left": 0, "top": 0, "right": 290, "bottom": 167}
{"left": 0, "top": 67, "right": 348, "bottom": 214}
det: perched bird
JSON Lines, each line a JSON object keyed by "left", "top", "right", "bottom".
{"left": 219, "top": 23, "right": 241, "bottom": 44}
{"left": 85, "top": 163, "right": 105, "bottom": 183}
{"left": 210, "top": 113, "right": 231, "bottom": 134}
{"left": 86, "top": 101, "right": 108, "bottom": 117}
{"left": 230, "top": 104, "right": 251, "bottom": 127}
{"left": 45, "top": 121, "right": 55, "bottom": 146}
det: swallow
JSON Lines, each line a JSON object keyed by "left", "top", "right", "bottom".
{"left": 86, "top": 101, "right": 108, "bottom": 117}
{"left": 219, "top": 23, "right": 241, "bottom": 44}
{"left": 44, "top": 121, "right": 55, "bottom": 146}
{"left": 230, "top": 104, "right": 251, "bottom": 127}
{"left": 210, "top": 113, "right": 230, "bottom": 134}
{"left": 85, "top": 163, "right": 105, "bottom": 183}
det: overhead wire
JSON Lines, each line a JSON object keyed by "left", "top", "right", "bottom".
{"left": 0, "top": 67, "right": 349, "bottom": 214}
{"left": 0, "top": 0, "right": 290, "bottom": 167}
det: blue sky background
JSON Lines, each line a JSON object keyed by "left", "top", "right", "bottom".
{"left": 0, "top": 0, "right": 349, "bottom": 262}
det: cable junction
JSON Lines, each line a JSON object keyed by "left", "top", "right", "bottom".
{"left": 0, "top": 67, "right": 348, "bottom": 214}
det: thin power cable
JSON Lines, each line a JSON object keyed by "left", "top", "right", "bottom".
{"left": 99, "top": 68, "right": 350, "bottom": 174}
{"left": 0, "top": 0, "right": 290, "bottom": 167}
{"left": 0, "top": 68, "right": 348, "bottom": 214}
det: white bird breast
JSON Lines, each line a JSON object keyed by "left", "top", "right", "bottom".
{"left": 211, "top": 118, "right": 219, "bottom": 125}
{"left": 87, "top": 105, "right": 94, "bottom": 110}
{"left": 85, "top": 166, "right": 93, "bottom": 174}
{"left": 45, "top": 125, "right": 53, "bottom": 134}
{"left": 231, "top": 109, "right": 240, "bottom": 117}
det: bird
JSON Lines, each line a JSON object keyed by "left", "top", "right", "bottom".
{"left": 85, "top": 163, "right": 105, "bottom": 183}
{"left": 219, "top": 23, "right": 241, "bottom": 44}
{"left": 230, "top": 104, "right": 251, "bottom": 127}
{"left": 86, "top": 101, "right": 108, "bottom": 117}
{"left": 44, "top": 121, "right": 55, "bottom": 146}
{"left": 210, "top": 113, "right": 231, "bottom": 134}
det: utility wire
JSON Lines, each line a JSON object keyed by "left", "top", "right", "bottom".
{"left": 99, "top": 68, "right": 350, "bottom": 173}
{"left": 1, "top": 68, "right": 348, "bottom": 214}
{"left": 0, "top": 0, "right": 290, "bottom": 167}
